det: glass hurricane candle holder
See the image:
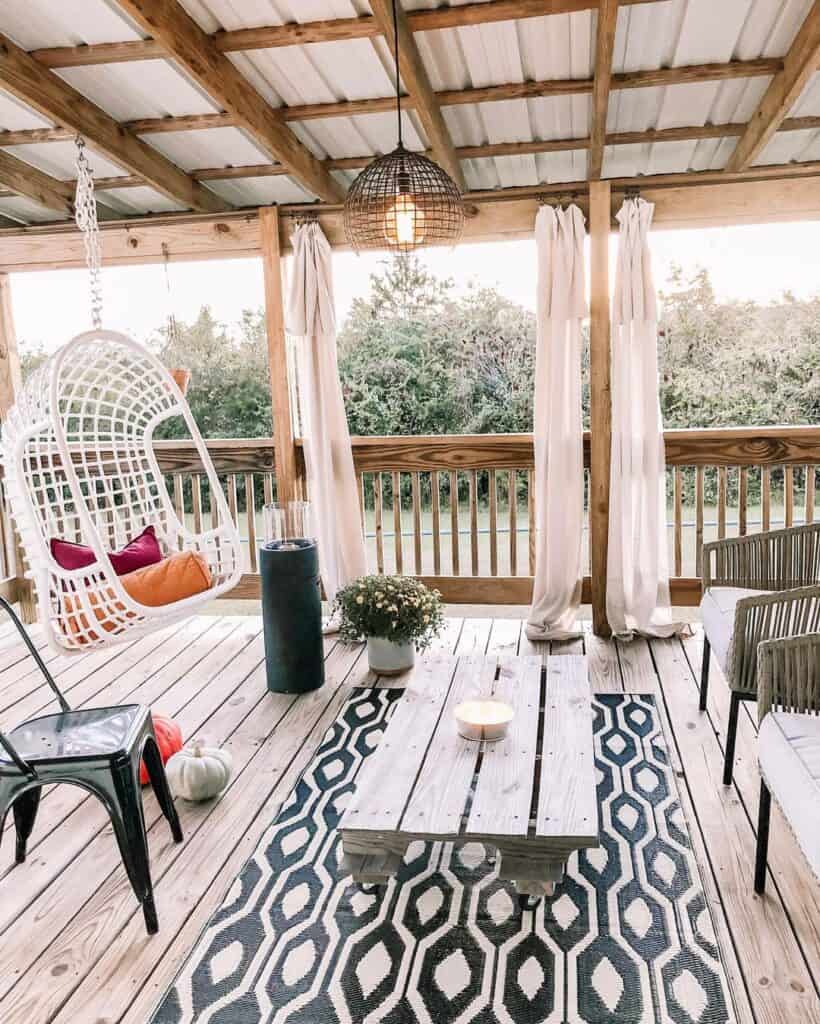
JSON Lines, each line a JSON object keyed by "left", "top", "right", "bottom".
{"left": 264, "top": 501, "right": 315, "bottom": 551}
{"left": 454, "top": 698, "right": 514, "bottom": 742}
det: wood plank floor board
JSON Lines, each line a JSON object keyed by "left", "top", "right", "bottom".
{"left": 0, "top": 616, "right": 232, "bottom": 856}
{"left": 651, "top": 636, "right": 820, "bottom": 1022}
{"left": 0, "top": 612, "right": 814, "bottom": 1024}
{"left": 7, "top": 637, "right": 366, "bottom": 1024}
{"left": 677, "top": 627, "right": 820, "bottom": 998}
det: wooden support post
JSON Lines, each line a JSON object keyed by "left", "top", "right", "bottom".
{"left": 589, "top": 181, "right": 612, "bottom": 637}
{"left": 0, "top": 274, "right": 35, "bottom": 620}
{"left": 259, "top": 206, "right": 298, "bottom": 505}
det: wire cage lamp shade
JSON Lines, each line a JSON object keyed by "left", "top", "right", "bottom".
{"left": 343, "top": 144, "right": 465, "bottom": 253}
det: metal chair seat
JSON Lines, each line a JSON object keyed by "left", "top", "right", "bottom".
{"left": 1, "top": 705, "right": 144, "bottom": 764}
{"left": 0, "top": 597, "right": 182, "bottom": 934}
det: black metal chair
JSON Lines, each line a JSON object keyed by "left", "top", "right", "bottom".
{"left": 0, "top": 596, "right": 182, "bottom": 934}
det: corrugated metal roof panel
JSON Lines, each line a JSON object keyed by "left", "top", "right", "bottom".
{"left": 95, "top": 185, "right": 187, "bottom": 215}
{"left": 0, "top": 0, "right": 141, "bottom": 50}
{"left": 144, "top": 128, "right": 272, "bottom": 172}
{"left": 0, "top": 195, "right": 60, "bottom": 223}
{"left": 0, "top": 93, "right": 53, "bottom": 133}
{"left": 204, "top": 175, "right": 313, "bottom": 206}
{"left": 6, "top": 142, "right": 128, "bottom": 181}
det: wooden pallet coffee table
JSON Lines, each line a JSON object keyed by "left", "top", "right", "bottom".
{"left": 340, "top": 652, "right": 598, "bottom": 904}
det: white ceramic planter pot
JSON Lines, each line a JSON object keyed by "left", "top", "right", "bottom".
{"left": 366, "top": 636, "right": 415, "bottom": 675}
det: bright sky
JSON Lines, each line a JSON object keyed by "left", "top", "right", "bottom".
{"left": 9, "top": 220, "right": 820, "bottom": 354}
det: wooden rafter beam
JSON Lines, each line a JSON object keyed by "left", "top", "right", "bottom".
{"left": 367, "top": 0, "right": 465, "bottom": 190}
{"left": 589, "top": 0, "right": 619, "bottom": 179}
{"left": 112, "top": 0, "right": 344, "bottom": 203}
{"left": 726, "top": 1, "right": 820, "bottom": 172}
{"left": 0, "top": 150, "right": 74, "bottom": 214}
{"left": 0, "top": 32, "right": 228, "bottom": 213}
{"left": 0, "top": 58, "right": 780, "bottom": 148}
{"left": 6, "top": 120, "right": 816, "bottom": 200}
{"left": 29, "top": 0, "right": 662, "bottom": 68}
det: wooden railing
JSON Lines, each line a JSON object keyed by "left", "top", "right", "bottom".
{"left": 2, "top": 426, "right": 819, "bottom": 607}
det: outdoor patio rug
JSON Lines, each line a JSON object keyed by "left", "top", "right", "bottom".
{"left": 151, "top": 688, "right": 734, "bottom": 1024}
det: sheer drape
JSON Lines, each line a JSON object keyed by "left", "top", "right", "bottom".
{"left": 607, "top": 198, "right": 684, "bottom": 637}
{"left": 286, "top": 222, "right": 367, "bottom": 605}
{"left": 526, "top": 205, "right": 587, "bottom": 641}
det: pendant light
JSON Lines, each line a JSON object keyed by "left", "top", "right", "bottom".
{"left": 343, "top": 0, "right": 464, "bottom": 252}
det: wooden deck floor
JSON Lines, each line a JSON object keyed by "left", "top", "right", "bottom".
{"left": 0, "top": 611, "right": 817, "bottom": 1024}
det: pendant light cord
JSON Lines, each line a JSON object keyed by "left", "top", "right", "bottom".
{"left": 392, "top": 0, "right": 403, "bottom": 148}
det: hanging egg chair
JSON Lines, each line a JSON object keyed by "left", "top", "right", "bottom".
{"left": 2, "top": 330, "right": 243, "bottom": 652}
{"left": 0, "top": 139, "right": 242, "bottom": 652}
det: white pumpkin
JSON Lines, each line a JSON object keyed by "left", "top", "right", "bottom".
{"left": 165, "top": 740, "right": 232, "bottom": 801}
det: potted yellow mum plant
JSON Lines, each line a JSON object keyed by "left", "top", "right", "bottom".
{"left": 333, "top": 575, "right": 444, "bottom": 674}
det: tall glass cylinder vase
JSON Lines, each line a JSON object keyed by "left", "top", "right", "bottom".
{"left": 259, "top": 501, "right": 324, "bottom": 694}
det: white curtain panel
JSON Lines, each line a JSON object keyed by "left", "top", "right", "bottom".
{"left": 286, "top": 222, "right": 367, "bottom": 604}
{"left": 526, "top": 205, "right": 587, "bottom": 641}
{"left": 607, "top": 198, "right": 684, "bottom": 637}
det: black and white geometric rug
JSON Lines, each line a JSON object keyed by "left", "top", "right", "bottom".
{"left": 152, "top": 689, "right": 734, "bottom": 1024}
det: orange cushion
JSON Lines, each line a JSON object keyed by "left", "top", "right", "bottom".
{"left": 61, "top": 551, "right": 212, "bottom": 642}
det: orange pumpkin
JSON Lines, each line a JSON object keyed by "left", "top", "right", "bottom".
{"left": 140, "top": 713, "right": 183, "bottom": 785}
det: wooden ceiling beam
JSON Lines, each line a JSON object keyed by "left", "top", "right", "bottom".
{"left": 0, "top": 150, "right": 74, "bottom": 214}
{"left": 589, "top": 0, "right": 619, "bottom": 179}
{"left": 29, "top": 0, "right": 661, "bottom": 68}
{"left": 367, "top": 0, "right": 466, "bottom": 190}
{"left": 0, "top": 58, "right": 780, "bottom": 148}
{"left": 726, "top": 1, "right": 820, "bottom": 172}
{"left": 0, "top": 31, "right": 228, "bottom": 213}
{"left": 4, "top": 121, "right": 811, "bottom": 201}
{"left": 112, "top": 0, "right": 344, "bottom": 203}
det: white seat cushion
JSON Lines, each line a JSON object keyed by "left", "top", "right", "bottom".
{"left": 700, "top": 587, "right": 768, "bottom": 676}
{"left": 759, "top": 712, "right": 820, "bottom": 881}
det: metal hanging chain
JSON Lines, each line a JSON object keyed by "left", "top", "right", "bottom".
{"left": 74, "top": 136, "right": 103, "bottom": 331}
{"left": 392, "top": 0, "right": 403, "bottom": 147}
{"left": 162, "top": 243, "right": 181, "bottom": 348}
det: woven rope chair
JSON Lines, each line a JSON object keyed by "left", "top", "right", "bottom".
{"left": 699, "top": 523, "right": 820, "bottom": 784}
{"left": 754, "top": 632, "right": 820, "bottom": 893}
{"left": 1, "top": 329, "right": 242, "bottom": 653}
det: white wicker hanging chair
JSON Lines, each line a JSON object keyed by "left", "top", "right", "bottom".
{"left": 1, "top": 329, "right": 243, "bottom": 653}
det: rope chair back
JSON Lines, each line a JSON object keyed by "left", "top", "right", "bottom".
{"left": 1, "top": 330, "right": 242, "bottom": 652}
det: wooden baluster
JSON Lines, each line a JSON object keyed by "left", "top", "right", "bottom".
{"left": 695, "top": 466, "right": 704, "bottom": 578}
{"left": 528, "top": 469, "right": 536, "bottom": 576}
{"left": 356, "top": 471, "right": 365, "bottom": 539}
{"left": 488, "top": 468, "right": 498, "bottom": 577}
{"left": 412, "top": 471, "right": 423, "bottom": 574}
{"left": 244, "top": 473, "right": 257, "bottom": 572}
{"left": 717, "top": 467, "right": 727, "bottom": 540}
{"left": 210, "top": 479, "right": 219, "bottom": 529}
{"left": 173, "top": 474, "right": 185, "bottom": 524}
{"left": 785, "top": 466, "right": 794, "bottom": 528}
{"left": 227, "top": 475, "right": 239, "bottom": 570}
{"left": 762, "top": 466, "right": 771, "bottom": 532}
{"left": 373, "top": 472, "right": 384, "bottom": 573}
{"left": 469, "top": 469, "right": 479, "bottom": 576}
{"left": 738, "top": 466, "right": 748, "bottom": 536}
{"left": 431, "top": 470, "right": 441, "bottom": 576}
{"left": 392, "top": 471, "right": 403, "bottom": 574}
{"left": 806, "top": 466, "right": 815, "bottom": 524}
{"left": 449, "top": 471, "right": 460, "bottom": 576}
{"left": 263, "top": 473, "right": 273, "bottom": 507}
{"left": 192, "top": 475, "right": 203, "bottom": 535}
{"left": 508, "top": 469, "right": 518, "bottom": 577}
{"left": 674, "top": 467, "right": 682, "bottom": 578}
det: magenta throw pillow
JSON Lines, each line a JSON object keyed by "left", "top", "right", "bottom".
{"left": 50, "top": 526, "right": 163, "bottom": 575}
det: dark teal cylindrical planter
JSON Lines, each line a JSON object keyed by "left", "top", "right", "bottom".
{"left": 260, "top": 539, "right": 325, "bottom": 694}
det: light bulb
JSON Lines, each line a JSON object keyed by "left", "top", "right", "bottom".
{"left": 385, "top": 193, "right": 426, "bottom": 248}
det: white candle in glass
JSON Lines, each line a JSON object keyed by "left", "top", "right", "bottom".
{"left": 454, "top": 698, "right": 514, "bottom": 742}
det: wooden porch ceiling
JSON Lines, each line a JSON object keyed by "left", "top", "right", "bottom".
{"left": 0, "top": 0, "right": 815, "bottom": 229}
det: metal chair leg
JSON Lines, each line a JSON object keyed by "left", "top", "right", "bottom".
{"left": 723, "top": 692, "right": 741, "bottom": 786}
{"left": 142, "top": 736, "right": 183, "bottom": 844}
{"left": 699, "top": 637, "right": 710, "bottom": 711}
{"left": 106, "top": 759, "right": 159, "bottom": 935}
{"left": 12, "top": 786, "right": 41, "bottom": 864}
{"left": 755, "top": 780, "right": 772, "bottom": 894}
